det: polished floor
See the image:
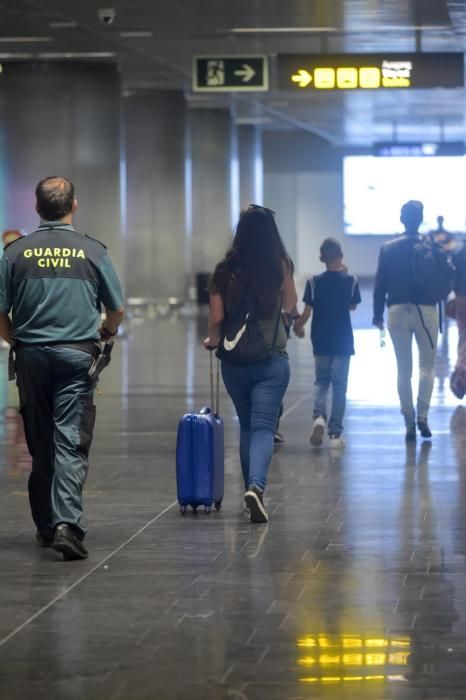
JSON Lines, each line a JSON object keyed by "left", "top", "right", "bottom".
{"left": 1, "top": 302, "right": 466, "bottom": 699}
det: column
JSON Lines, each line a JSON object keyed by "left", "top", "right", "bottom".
{"left": 188, "top": 108, "right": 234, "bottom": 284}
{"left": 124, "top": 90, "right": 186, "bottom": 298}
{"left": 0, "top": 62, "right": 122, "bottom": 275}
{"left": 238, "top": 125, "right": 263, "bottom": 211}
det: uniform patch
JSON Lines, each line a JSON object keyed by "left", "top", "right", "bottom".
{"left": 23, "top": 247, "right": 86, "bottom": 269}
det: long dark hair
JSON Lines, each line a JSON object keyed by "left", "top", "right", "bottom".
{"left": 211, "top": 207, "right": 292, "bottom": 319}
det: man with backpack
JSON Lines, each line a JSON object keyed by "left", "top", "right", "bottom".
{"left": 373, "top": 200, "right": 453, "bottom": 441}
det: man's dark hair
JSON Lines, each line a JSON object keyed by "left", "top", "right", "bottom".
{"left": 320, "top": 237, "right": 343, "bottom": 264}
{"left": 35, "top": 177, "right": 75, "bottom": 221}
{"left": 400, "top": 200, "right": 423, "bottom": 230}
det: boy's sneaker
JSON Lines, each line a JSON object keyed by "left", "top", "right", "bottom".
{"left": 309, "top": 416, "right": 326, "bottom": 447}
{"left": 245, "top": 485, "right": 268, "bottom": 523}
{"left": 329, "top": 435, "right": 345, "bottom": 448}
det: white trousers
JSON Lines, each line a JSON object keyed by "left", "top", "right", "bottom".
{"left": 388, "top": 304, "right": 438, "bottom": 426}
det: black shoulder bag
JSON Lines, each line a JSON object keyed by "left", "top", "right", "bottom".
{"left": 216, "top": 294, "right": 282, "bottom": 366}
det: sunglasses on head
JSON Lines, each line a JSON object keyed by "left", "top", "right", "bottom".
{"left": 246, "top": 203, "right": 276, "bottom": 217}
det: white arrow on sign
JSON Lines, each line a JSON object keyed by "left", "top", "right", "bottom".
{"left": 234, "top": 64, "right": 256, "bottom": 83}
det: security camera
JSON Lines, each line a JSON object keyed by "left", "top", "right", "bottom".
{"left": 97, "top": 8, "right": 116, "bottom": 24}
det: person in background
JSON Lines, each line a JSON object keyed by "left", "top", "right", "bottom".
{"left": 293, "top": 238, "right": 360, "bottom": 448}
{"left": 430, "top": 215, "right": 456, "bottom": 254}
{"left": 0, "top": 177, "right": 124, "bottom": 560}
{"left": 449, "top": 241, "right": 466, "bottom": 399}
{"left": 274, "top": 310, "right": 296, "bottom": 444}
{"left": 204, "top": 205, "right": 298, "bottom": 523}
{"left": 373, "top": 200, "right": 440, "bottom": 441}
{"left": 2, "top": 229, "right": 24, "bottom": 248}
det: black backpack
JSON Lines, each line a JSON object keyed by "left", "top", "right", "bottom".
{"left": 411, "top": 237, "right": 453, "bottom": 304}
{"left": 216, "top": 293, "right": 282, "bottom": 366}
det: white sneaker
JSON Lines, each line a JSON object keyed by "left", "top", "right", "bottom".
{"left": 309, "top": 416, "right": 326, "bottom": 446}
{"left": 329, "top": 435, "right": 346, "bottom": 448}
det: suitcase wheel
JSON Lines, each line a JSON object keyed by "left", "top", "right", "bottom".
{"left": 180, "top": 505, "right": 188, "bottom": 515}
{"left": 214, "top": 500, "right": 222, "bottom": 512}
{"left": 192, "top": 505, "right": 198, "bottom": 514}
{"left": 204, "top": 506, "right": 211, "bottom": 515}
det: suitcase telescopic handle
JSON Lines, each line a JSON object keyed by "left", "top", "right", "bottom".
{"left": 209, "top": 348, "right": 220, "bottom": 416}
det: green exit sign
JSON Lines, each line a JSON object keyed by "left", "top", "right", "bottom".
{"left": 193, "top": 56, "right": 269, "bottom": 92}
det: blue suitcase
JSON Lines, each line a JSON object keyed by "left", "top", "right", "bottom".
{"left": 176, "top": 351, "right": 224, "bottom": 514}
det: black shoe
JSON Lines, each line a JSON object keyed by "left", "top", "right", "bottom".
{"left": 405, "top": 426, "right": 417, "bottom": 442}
{"left": 417, "top": 420, "right": 432, "bottom": 439}
{"left": 52, "top": 523, "right": 88, "bottom": 561}
{"left": 274, "top": 431, "right": 285, "bottom": 444}
{"left": 36, "top": 529, "right": 54, "bottom": 547}
{"left": 245, "top": 485, "right": 268, "bottom": 523}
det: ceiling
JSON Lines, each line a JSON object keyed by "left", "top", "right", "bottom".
{"left": 0, "top": 0, "right": 465, "bottom": 145}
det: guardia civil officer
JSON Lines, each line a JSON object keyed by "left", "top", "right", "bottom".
{"left": 0, "top": 177, "right": 124, "bottom": 560}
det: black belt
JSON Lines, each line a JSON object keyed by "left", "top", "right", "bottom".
{"left": 55, "top": 342, "right": 99, "bottom": 356}
{"left": 9, "top": 341, "right": 100, "bottom": 381}
{"left": 14, "top": 341, "right": 99, "bottom": 356}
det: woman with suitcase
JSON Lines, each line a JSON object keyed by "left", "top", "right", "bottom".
{"left": 204, "top": 205, "right": 298, "bottom": 523}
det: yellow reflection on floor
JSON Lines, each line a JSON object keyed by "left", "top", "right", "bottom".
{"left": 297, "top": 633, "right": 410, "bottom": 686}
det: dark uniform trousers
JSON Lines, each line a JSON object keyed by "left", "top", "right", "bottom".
{"left": 15, "top": 345, "right": 97, "bottom": 538}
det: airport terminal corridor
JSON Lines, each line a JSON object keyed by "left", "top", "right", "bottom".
{"left": 0, "top": 303, "right": 465, "bottom": 700}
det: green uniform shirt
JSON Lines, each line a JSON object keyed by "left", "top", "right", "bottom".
{"left": 0, "top": 222, "right": 124, "bottom": 344}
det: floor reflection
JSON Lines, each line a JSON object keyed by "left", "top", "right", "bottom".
{"left": 297, "top": 632, "right": 410, "bottom": 685}
{"left": 1, "top": 299, "right": 466, "bottom": 699}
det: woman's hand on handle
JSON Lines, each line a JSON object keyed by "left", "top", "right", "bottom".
{"left": 203, "top": 337, "right": 218, "bottom": 350}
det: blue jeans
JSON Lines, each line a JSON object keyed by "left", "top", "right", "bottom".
{"left": 313, "top": 355, "right": 351, "bottom": 437}
{"left": 221, "top": 354, "right": 290, "bottom": 492}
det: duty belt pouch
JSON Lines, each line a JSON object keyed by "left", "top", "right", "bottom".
{"left": 88, "top": 340, "right": 113, "bottom": 381}
{"left": 8, "top": 347, "right": 15, "bottom": 381}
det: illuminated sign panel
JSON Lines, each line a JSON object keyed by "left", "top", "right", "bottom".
{"left": 278, "top": 53, "right": 464, "bottom": 90}
{"left": 373, "top": 141, "right": 464, "bottom": 157}
{"left": 193, "top": 56, "right": 268, "bottom": 92}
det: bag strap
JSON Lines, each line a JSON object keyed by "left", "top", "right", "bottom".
{"left": 415, "top": 304, "right": 435, "bottom": 349}
{"left": 270, "top": 297, "right": 283, "bottom": 352}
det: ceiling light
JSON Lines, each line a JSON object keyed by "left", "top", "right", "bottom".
{"left": 230, "top": 24, "right": 450, "bottom": 34}
{"left": 231, "top": 27, "right": 337, "bottom": 34}
{"left": 49, "top": 22, "right": 78, "bottom": 29}
{"left": 0, "top": 53, "right": 34, "bottom": 59}
{"left": 346, "top": 24, "right": 451, "bottom": 31}
{"left": 119, "top": 31, "right": 153, "bottom": 38}
{"left": 236, "top": 117, "right": 272, "bottom": 125}
{"left": 37, "top": 52, "right": 115, "bottom": 58}
{"left": 0, "top": 36, "right": 52, "bottom": 43}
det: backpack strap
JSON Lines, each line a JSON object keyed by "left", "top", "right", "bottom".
{"left": 310, "top": 276, "right": 316, "bottom": 302}
{"left": 415, "top": 304, "right": 435, "bottom": 349}
{"left": 270, "top": 297, "right": 283, "bottom": 351}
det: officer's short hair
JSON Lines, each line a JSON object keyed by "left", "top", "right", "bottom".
{"left": 320, "top": 237, "right": 343, "bottom": 263}
{"left": 35, "top": 177, "right": 75, "bottom": 221}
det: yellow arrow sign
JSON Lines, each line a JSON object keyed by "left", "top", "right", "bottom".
{"left": 291, "top": 69, "right": 313, "bottom": 88}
